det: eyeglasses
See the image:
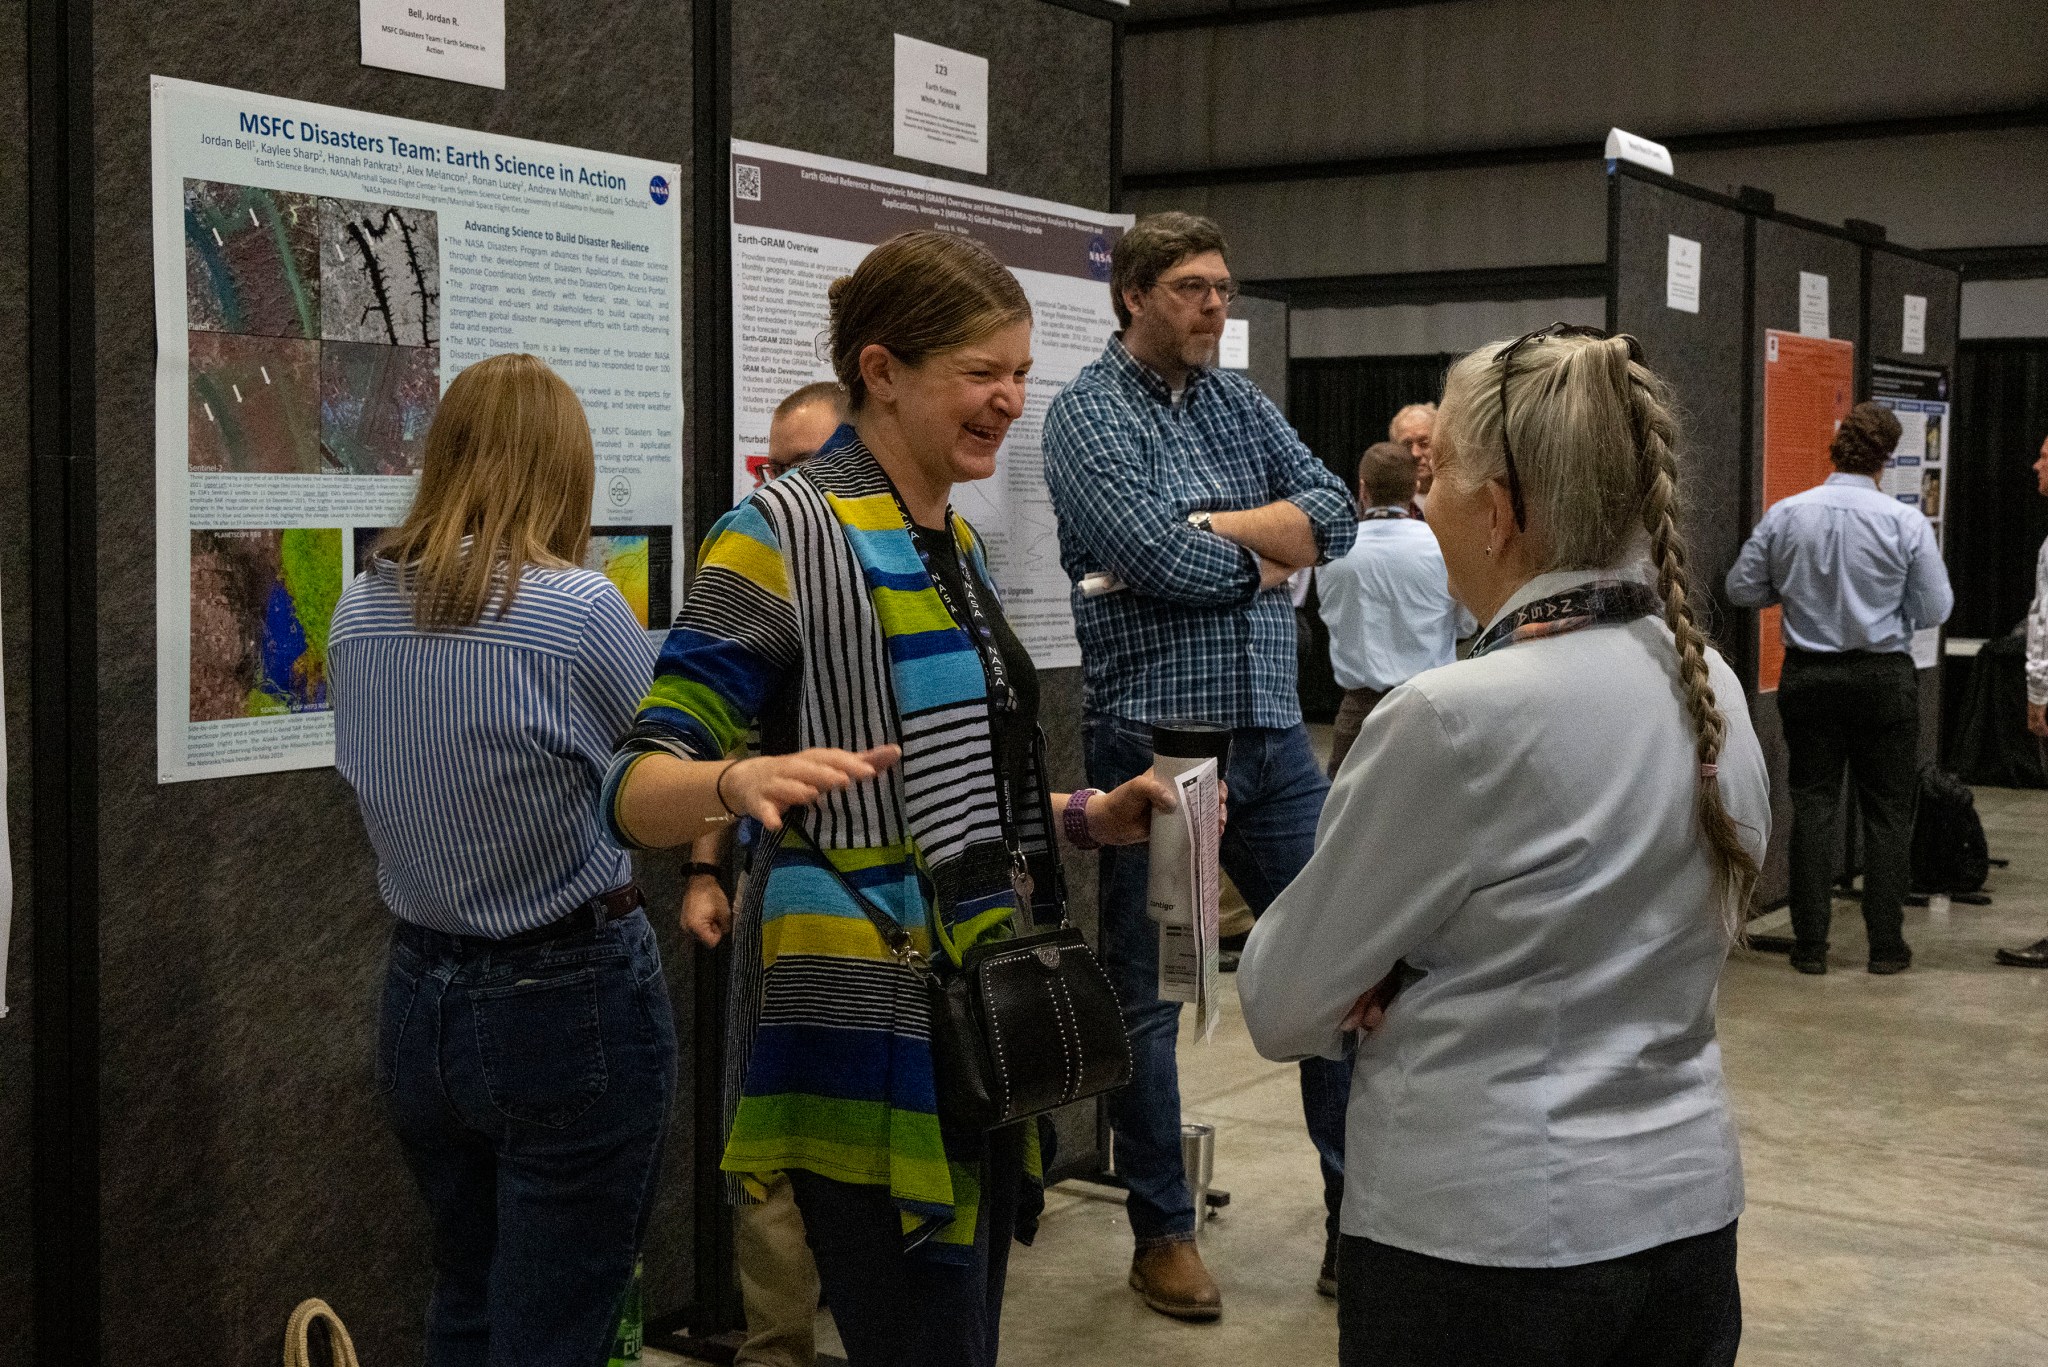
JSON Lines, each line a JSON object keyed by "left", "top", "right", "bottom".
{"left": 1492, "top": 323, "right": 1645, "bottom": 530}
{"left": 1155, "top": 275, "right": 1239, "bottom": 306}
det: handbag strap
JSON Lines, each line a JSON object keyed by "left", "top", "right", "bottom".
{"left": 284, "top": 1299, "right": 361, "bottom": 1367}
{"left": 789, "top": 816, "right": 932, "bottom": 976}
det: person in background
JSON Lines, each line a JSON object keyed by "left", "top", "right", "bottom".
{"left": 1317, "top": 441, "right": 1473, "bottom": 777}
{"left": 1240, "top": 326, "right": 1769, "bottom": 1367}
{"left": 606, "top": 230, "right": 1177, "bottom": 1367}
{"left": 1389, "top": 401, "right": 1438, "bottom": 509}
{"left": 1727, "top": 401, "right": 1953, "bottom": 975}
{"left": 763, "top": 381, "right": 850, "bottom": 482}
{"left": 1994, "top": 435, "right": 2048, "bottom": 967}
{"left": 1043, "top": 210, "right": 1358, "bottom": 1317}
{"left": 679, "top": 379, "right": 849, "bottom": 1367}
{"left": 330, "top": 353, "right": 675, "bottom": 1366}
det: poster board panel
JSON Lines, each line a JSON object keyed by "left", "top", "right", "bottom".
{"left": 1611, "top": 171, "right": 1749, "bottom": 658}
{"left": 94, "top": 4, "right": 693, "bottom": 1359}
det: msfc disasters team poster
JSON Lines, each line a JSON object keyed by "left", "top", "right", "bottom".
{"left": 151, "top": 77, "right": 682, "bottom": 782}
{"left": 729, "top": 139, "right": 1133, "bottom": 669}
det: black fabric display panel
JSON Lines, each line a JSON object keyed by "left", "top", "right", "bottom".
{"left": 88, "top": 8, "right": 693, "bottom": 1364}
{"left": 1289, "top": 354, "right": 1454, "bottom": 491}
{"left": 1610, "top": 170, "right": 1750, "bottom": 660}
{"left": 0, "top": 0, "right": 34, "bottom": 1352}
{"left": 1950, "top": 340, "right": 2048, "bottom": 640}
{"left": 1747, "top": 219, "right": 1864, "bottom": 910}
{"left": 733, "top": 0, "right": 1113, "bottom": 1183}
{"left": 1864, "top": 247, "right": 1960, "bottom": 770}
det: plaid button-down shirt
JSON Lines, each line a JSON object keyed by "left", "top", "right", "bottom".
{"left": 1043, "top": 336, "right": 1356, "bottom": 728}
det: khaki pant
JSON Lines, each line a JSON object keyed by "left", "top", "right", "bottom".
{"left": 734, "top": 1173, "right": 821, "bottom": 1367}
{"left": 1328, "top": 686, "right": 1388, "bottom": 778}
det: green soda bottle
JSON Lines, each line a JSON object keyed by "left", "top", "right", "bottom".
{"left": 608, "top": 1258, "right": 643, "bottom": 1365}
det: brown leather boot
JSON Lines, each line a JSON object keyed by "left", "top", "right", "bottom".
{"left": 1129, "top": 1240, "right": 1223, "bottom": 1322}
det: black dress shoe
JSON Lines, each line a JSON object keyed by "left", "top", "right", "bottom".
{"left": 1995, "top": 938, "right": 2048, "bottom": 968}
{"left": 1868, "top": 950, "right": 1912, "bottom": 975}
{"left": 1790, "top": 949, "right": 1828, "bottom": 975}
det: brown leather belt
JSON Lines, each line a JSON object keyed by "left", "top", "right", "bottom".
{"left": 491, "top": 883, "right": 645, "bottom": 950}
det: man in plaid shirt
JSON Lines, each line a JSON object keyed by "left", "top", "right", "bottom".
{"left": 1044, "top": 212, "right": 1357, "bottom": 1321}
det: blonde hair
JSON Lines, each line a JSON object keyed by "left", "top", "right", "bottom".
{"left": 376, "top": 353, "right": 595, "bottom": 630}
{"left": 1436, "top": 333, "right": 1759, "bottom": 933}
{"left": 828, "top": 231, "right": 1031, "bottom": 410}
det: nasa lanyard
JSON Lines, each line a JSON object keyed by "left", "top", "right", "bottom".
{"left": 899, "top": 506, "right": 1037, "bottom": 911}
{"left": 1468, "top": 580, "right": 1663, "bottom": 659}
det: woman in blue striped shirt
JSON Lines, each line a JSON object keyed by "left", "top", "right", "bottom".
{"left": 330, "top": 352, "right": 675, "bottom": 1366}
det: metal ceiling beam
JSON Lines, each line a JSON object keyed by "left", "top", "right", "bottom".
{"left": 1247, "top": 262, "right": 1608, "bottom": 309}
{"left": 1129, "top": 0, "right": 1466, "bottom": 36}
{"left": 1936, "top": 243, "right": 2048, "bottom": 281}
{"left": 1124, "top": 104, "right": 2048, "bottom": 192}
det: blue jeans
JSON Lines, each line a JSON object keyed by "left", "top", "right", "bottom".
{"left": 378, "top": 908, "right": 679, "bottom": 1367}
{"left": 1086, "top": 715, "right": 1350, "bottom": 1248}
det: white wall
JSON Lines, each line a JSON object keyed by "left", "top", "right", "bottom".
{"left": 1123, "top": 0, "right": 2048, "bottom": 352}
{"left": 1962, "top": 280, "right": 2048, "bottom": 339}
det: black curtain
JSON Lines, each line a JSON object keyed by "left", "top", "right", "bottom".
{"left": 1286, "top": 354, "right": 1453, "bottom": 723}
{"left": 1948, "top": 339, "right": 2048, "bottom": 639}
{"left": 1289, "top": 354, "right": 1455, "bottom": 492}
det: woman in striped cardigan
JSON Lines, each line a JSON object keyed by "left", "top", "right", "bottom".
{"left": 604, "top": 231, "right": 1173, "bottom": 1367}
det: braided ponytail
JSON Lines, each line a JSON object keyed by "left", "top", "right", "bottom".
{"left": 1437, "top": 332, "right": 1761, "bottom": 936}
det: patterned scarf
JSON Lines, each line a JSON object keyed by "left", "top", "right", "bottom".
{"left": 1470, "top": 579, "right": 1665, "bottom": 658}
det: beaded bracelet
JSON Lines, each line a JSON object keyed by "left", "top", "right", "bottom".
{"left": 1063, "top": 788, "right": 1104, "bottom": 850}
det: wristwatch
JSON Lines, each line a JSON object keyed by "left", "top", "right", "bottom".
{"left": 683, "top": 861, "right": 724, "bottom": 883}
{"left": 1187, "top": 511, "right": 1215, "bottom": 534}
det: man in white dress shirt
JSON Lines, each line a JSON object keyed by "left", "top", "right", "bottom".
{"left": 1316, "top": 442, "right": 1471, "bottom": 776}
{"left": 1995, "top": 434, "right": 2048, "bottom": 967}
{"left": 1726, "top": 401, "right": 1953, "bottom": 976}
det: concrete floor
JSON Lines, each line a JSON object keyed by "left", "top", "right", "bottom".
{"left": 655, "top": 784, "right": 2048, "bottom": 1366}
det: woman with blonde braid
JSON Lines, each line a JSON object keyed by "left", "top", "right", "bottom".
{"left": 1240, "top": 326, "right": 1771, "bottom": 1367}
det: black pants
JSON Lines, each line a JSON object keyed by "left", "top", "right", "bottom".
{"left": 787, "top": 1124, "right": 1024, "bottom": 1367}
{"left": 1338, "top": 1222, "right": 1740, "bottom": 1367}
{"left": 1328, "top": 685, "right": 1388, "bottom": 778}
{"left": 1778, "top": 648, "right": 1921, "bottom": 960}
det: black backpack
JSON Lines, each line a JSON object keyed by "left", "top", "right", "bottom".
{"left": 1909, "top": 765, "right": 1990, "bottom": 895}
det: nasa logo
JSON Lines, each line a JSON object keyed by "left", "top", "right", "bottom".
{"left": 1086, "top": 234, "right": 1113, "bottom": 282}
{"left": 649, "top": 175, "right": 671, "bottom": 206}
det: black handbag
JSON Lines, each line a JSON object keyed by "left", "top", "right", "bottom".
{"left": 794, "top": 817, "right": 1132, "bottom": 1132}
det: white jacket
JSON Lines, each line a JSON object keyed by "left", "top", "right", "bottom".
{"left": 1239, "top": 568, "right": 1772, "bottom": 1267}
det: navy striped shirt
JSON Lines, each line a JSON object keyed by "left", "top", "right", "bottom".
{"left": 330, "top": 559, "right": 655, "bottom": 938}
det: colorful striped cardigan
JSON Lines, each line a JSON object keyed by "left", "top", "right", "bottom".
{"left": 602, "top": 433, "right": 1053, "bottom": 1258}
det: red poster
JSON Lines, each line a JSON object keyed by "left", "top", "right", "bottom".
{"left": 1756, "top": 329, "right": 1855, "bottom": 691}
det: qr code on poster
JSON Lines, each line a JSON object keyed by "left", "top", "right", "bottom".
{"left": 734, "top": 163, "right": 762, "bottom": 202}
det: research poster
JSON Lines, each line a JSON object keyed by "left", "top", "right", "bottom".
{"left": 1757, "top": 329, "right": 1856, "bottom": 691}
{"left": 151, "top": 77, "right": 683, "bottom": 782}
{"left": 729, "top": 139, "right": 1133, "bottom": 668}
{"left": 1872, "top": 360, "right": 1951, "bottom": 669}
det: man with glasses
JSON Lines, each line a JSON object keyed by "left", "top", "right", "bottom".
{"left": 749, "top": 380, "right": 848, "bottom": 488}
{"left": 1043, "top": 212, "right": 1357, "bottom": 1320}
